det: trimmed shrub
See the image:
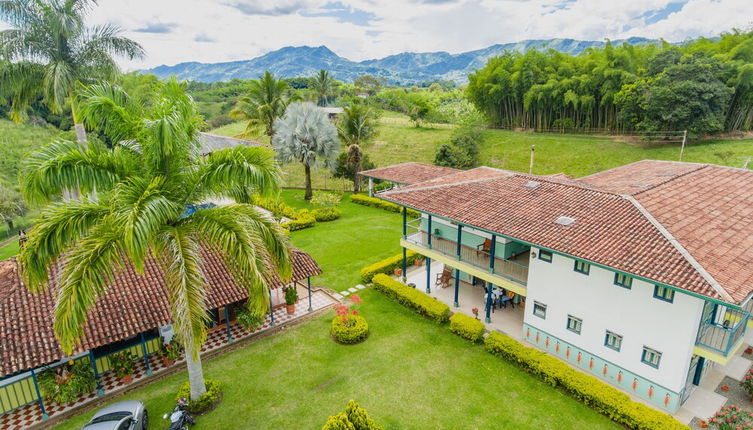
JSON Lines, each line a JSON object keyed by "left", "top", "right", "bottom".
{"left": 312, "top": 207, "right": 341, "bottom": 222}
{"left": 350, "top": 194, "right": 419, "bottom": 217}
{"left": 322, "top": 401, "right": 383, "bottom": 430}
{"left": 176, "top": 379, "right": 223, "bottom": 415}
{"left": 236, "top": 308, "right": 265, "bottom": 331}
{"left": 484, "top": 332, "right": 689, "bottom": 430}
{"left": 372, "top": 274, "right": 450, "bottom": 323}
{"left": 282, "top": 209, "right": 317, "bottom": 231}
{"left": 359, "top": 251, "right": 419, "bottom": 283}
{"left": 330, "top": 314, "right": 369, "bottom": 344}
{"left": 253, "top": 196, "right": 297, "bottom": 219}
{"left": 449, "top": 313, "right": 486, "bottom": 342}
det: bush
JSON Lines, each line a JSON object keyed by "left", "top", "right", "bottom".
{"left": 372, "top": 274, "right": 450, "bottom": 323}
{"left": 483, "top": 332, "right": 689, "bottom": 430}
{"left": 38, "top": 360, "right": 96, "bottom": 404}
{"left": 284, "top": 285, "right": 299, "bottom": 305}
{"left": 176, "top": 379, "right": 223, "bottom": 415}
{"left": 709, "top": 404, "right": 753, "bottom": 429}
{"left": 253, "top": 196, "right": 297, "bottom": 219}
{"left": 322, "top": 400, "right": 383, "bottom": 430}
{"left": 282, "top": 209, "right": 317, "bottom": 231}
{"left": 108, "top": 350, "right": 136, "bottom": 379}
{"left": 359, "top": 250, "right": 419, "bottom": 283}
{"left": 449, "top": 313, "right": 486, "bottom": 342}
{"left": 311, "top": 192, "right": 342, "bottom": 207}
{"left": 350, "top": 194, "right": 419, "bottom": 217}
{"left": 236, "top": 308, "right": 265, "bottom": 331}
{"left": 434, "top": 119, "right": 482, "bottom": 169}
{"left": 330, "top": 314, "right": 369, "bottom": 344}
{"left": 312, "top": 207, "right": 341, "bottom": 222}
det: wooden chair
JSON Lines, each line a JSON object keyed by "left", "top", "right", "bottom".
{"left": 476, "top": 239, "right": 492, "bottom": 256}
{"left": 435, "top": 267, "right": 452, "bottom": 288}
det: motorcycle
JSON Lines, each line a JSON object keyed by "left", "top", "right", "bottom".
{"left": 163, "top": 398, "right": 195, "bottom": 430}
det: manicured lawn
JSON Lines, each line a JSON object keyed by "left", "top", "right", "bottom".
{"left": 0, "top": 240, "right": 19, "bottom": 260}
{"left": 53, "top": 198, "right": 619, "bottom": 430}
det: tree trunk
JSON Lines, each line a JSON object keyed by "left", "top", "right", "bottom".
{"left": 184, "top": 342, "right": 207, "bottom": 401}
{"left": 74, "top": 123, "right": 88, "bottom": 144}
{"left": 353, "top": 175, "right": 360, "bottom": 193}
{"left": 304, "top": 163, "right": 313, "bottom": 200}
{"left": 6, "top": 220, "right": 14, "bottom": 232}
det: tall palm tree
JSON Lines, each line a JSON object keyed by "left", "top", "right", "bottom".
{"left": 312, "top": 69, "right": 334, "bottom": 107}
{"left": 272, "top": 102, "right": 340, "bottom": 200}
{"left": 230, "top": 71, "right": 292, "bottom": 138}
{"left": 18, "top": 79, "right": 291, "bottom": 401}
{"left": 337, "top": 104, "right": 376, "bottom": 193}
{"left": 0, "top": 0, "right": 144, "bottom": 142}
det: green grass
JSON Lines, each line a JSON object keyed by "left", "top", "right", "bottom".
{"left": 0, "top": 119, "right": 61, "bottom": 188}
{"left": 0, "top": 240, "right": 19, "bottom": 260}
{"left": 53, "top": 194, "right": 619, "bottom": 430}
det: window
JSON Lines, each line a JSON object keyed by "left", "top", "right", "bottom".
{"left": 614, "top": 273, "right": 632, "bottom": 289}
{"left": 573, "top": 260, "right": 590, "bottom": 275}
{"left": 604, "top": 331, "right": 622, "bottom": 351}
{"left": 538, "top": 250, "right": 553, "bottom": 263}
{"left": 653, "top": 285, "right": 675, "bottom": 303}
{"left": 533, "top": 301, "right": 547, "bottom": 319}
{"left": 641, "top": 346, "right": 662, "bottom": 368}
{"left": 566, "top": 315, "right": 582, "bottom": 334}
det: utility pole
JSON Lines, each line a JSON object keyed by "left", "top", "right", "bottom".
{"left": 529, "top": 145, "right": 535, "bottom": 174}
{"left": 679, "top": 130, "right": 687, "bottom": 162}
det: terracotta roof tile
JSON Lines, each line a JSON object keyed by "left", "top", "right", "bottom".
{"left": 358, "top": 162, "right": 461, "bottom": 185}
{"left": 579, "top": 160, "right": 706, "bottom": 195}
{"left": 0, "top": 247, "right": 320, "bottom": 376}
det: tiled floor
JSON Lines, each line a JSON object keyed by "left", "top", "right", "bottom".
{"left": 0, "top": 291, "right": 336, "bottom": 430}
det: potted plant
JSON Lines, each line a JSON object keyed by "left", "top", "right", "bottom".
{"left": 472, "top": 308, "right": 479, "bottom": 320}
{"left": 160, "top": 338, "right": 182, "bottom": 367}
{"left": 740, "top": 369, "right": 753, "bottom": 399}
{"left": 284, "top": 286, "right": 299, "bottom": 315}
{"left": 109, "top": 351, "right": 135, "bottom": 385}
{"left": 237, "top": 308, "right": 265, "bottom": 331}
{"left": 414, "top": 257, "right": 424, "bottom": 267}
{"left": 394, "top": 267, "right": 402, "bottom": 277}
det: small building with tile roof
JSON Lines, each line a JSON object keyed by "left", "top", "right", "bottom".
{"left": 372, "top": 159, "right": 753, "bottom": 414}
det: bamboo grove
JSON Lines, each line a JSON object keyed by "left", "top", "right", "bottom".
{"left": 467, "top": 30, "right": 753, "bottom": 137}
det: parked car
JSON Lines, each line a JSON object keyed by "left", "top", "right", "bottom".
{"left": 81, "top": 400, "right": 148, "bottom": 430}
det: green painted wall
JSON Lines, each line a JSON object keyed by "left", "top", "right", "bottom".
{"left": 421, "top": 219, "right": 528, "bottom": 259}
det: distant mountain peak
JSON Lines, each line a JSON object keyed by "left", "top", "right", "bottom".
{"left": 144, "top": 37, "right": 662, "bottom": 84}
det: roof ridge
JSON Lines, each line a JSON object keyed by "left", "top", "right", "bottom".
{"left": 514, "top": 173, "right": 622, "bottom": 196}
{"left": 624, "top": 195, "right": 733, "bottom": 303}
{"left": 381, "top": 173, "right": 509, "bottom": 194}
{"left": 632, "top": 164, "right": 710, "bottom": 196}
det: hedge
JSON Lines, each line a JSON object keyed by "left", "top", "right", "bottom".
{"left": 350, "top": 194, "right": 419, "bottom": 217}
{"left": 449, "top": 313, "right": 486, "bottom": 343}
{"left": 331, "top": 314, "right": 369, "bottom": 344}
{"left": 321, "top": 400, "right": 383, "bottom": 430}
{"left": 176, "top": 379, "right": 223, "bottom": 414}
{"left": 372, "top": 274, "right": 450, "bottom": 323}
{"left": 360, "top": 250, "right": 419, "bottom": 283}
{"left": 313, "top": 207, "right": 341, "bottom": 222}
{"left": 282, "top": 209, "right": 317, "bottom": 231}
{"left": 484, "top": 332, "right": 689, "bottom": 430}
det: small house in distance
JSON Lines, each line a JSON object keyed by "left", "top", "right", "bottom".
{"left": 318, "top": 106, "right": 344, "bottom": 120}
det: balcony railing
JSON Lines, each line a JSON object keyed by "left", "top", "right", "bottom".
{"left": 404, "top": 230, "right": 529, "bottom": 286}
{"left": 696, "top": 306, "right": 749, "bottom": 356}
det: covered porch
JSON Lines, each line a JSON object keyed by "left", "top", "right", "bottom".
{"left": 402, "top": 261, "right": 525, "bottom": 339}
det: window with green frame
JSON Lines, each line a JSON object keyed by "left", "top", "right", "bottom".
{"left": 573, "top": 260, "right": 590, "bottom": 275}
{"left": 614, "top": 272, "right": 632, "bottom": 289}
{"left": 653, "top": 285, "right": 675, "bottom": 303}
{"left": 566, "top": 315, "right": 582, "bottom": 334}
{"left": 533, "top": 301, "right": 547, "bottom": 319}
{"left": 641, "top": 346, "right": 662, "bottom": 368}
{"left": 604, "top": 331, "right": 622, "bottom": 351}
{"left": 538, "top": 249, "right": 553, "bottom": 263}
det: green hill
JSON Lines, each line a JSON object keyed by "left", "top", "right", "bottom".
{"left": 0, "top": 119, "right": 61, "bottom": 189}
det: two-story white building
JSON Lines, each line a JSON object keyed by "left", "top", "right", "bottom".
{"left": 360, "top": 160, "right": 753, "bottom": 415}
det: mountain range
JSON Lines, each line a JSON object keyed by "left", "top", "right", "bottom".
{"left": 145, "top": 37, "right": 659, "bottom": 85}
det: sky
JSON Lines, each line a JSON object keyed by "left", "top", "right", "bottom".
{"left": 3, "top": 0, "right": 752, "bottom": 69}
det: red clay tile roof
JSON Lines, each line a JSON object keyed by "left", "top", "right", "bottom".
{"left": 358, "top": 162, "right": 461, "bottom": 185}
{"left": 0, "top": 248, "right": 320, "bottom": 376}
{"left": 397, "top": 167, "right": 513, "bottom": 190}
{"left": 380, "top": 160, "right": 753, "bottom": 305}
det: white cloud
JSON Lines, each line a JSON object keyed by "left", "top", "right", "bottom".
{"left": 3, "top": 0, "right": 749, "bottom": 70}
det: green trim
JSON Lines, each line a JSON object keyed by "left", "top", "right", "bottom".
{"left": 384, "top": 201, "right": 739, "bottom": 308}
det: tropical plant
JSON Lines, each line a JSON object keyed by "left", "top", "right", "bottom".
{"left": 335, "top": 104, "right": 377, "bottom": 192}
{"left": 312, "top": 69, "right": 334, "bottom": 107}
{"left": 0, "top": 185, "right": 26, "bottom": 230}
{"left": 236, "top": 307, "right": 265, "bottom": 331}
{"left": 284, "top": 285, "right": 298, "bottom": 305}
{"left": 230, "top": 71, "right": 293, "bottom": 138}
{"left": 0, "top": 0, "right": 144, "bottom": 141}
{"left": 333, "top": 152, "right": 375, "bottom": 193}
{"left": 272, "top": 102, "right": 340, "bottom": 200}
{"left": 109, "top": 350, "right": 135, "bottom": 379}
{"left": 38, "top": 360, "right": 95, "bottom": 403}
{"left": 18, "top": 79, "right": 291, "bottom": 401}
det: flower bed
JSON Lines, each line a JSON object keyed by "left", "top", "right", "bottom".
{"left": 372, "top": 274, "right": 450, "bottom": 323}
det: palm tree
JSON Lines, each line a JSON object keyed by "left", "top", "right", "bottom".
{"left": 337, "top": 104, "right": 376, "bottom": 192}
{"left": 312, "top": 69, "right": 334, "bottom": 107}
{"left": 230, "top": 71, "right": 292, "bottom": 138}
{"left": 0, "top": 0, "right": 144, "bottom": 142}
{"left": 272, "top": 102, "right": 340, "bottom": 200}
{"left": 18, "top": 79, "right": 291, "bottom": 401}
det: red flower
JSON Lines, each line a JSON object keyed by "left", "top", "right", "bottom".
{"left": 350, "top": 294, "right": 362, "bottom": 304}
{"left": 352, "top": 310, "right": 359, "bottom": 315}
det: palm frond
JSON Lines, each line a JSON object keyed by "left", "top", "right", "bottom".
{"left": 53, "top": 221, "right": 125, "bottom": 354}
{"left": 21, "top": 139, "right": 130, "bottom": 205}
{"left": 42, "top": 59, "right": 75, "bottom": 113}
{"left": 154, "top": 225, "right": 208, "bottom": 358}
{"left": 186, "top": 204, "right": 291, "bottom": 317}
{"left": 17, "top": 200, "right": 109, "bottom": 291}
{"left": 0, "top": 61, "right": 44, "bottom": 121}
{"left": 75, "top": 81, "right": 142, "bottom": 142}
{"left": 192, "top": 145, "right": 282, "bottom": 202}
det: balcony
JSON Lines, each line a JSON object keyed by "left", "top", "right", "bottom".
{"left": 403, "top": 225, "right": 529, "bottom": 295}
{"left": 695, "top": 305, "right": 749, "bottom": 363}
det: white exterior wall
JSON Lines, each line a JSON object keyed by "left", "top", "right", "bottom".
{"left": 523, "top": 247, "right": 706, "bottom": 393}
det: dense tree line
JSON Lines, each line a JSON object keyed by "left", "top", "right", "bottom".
{"left": 467, "top": 30, "right": 753, "bottom": 137}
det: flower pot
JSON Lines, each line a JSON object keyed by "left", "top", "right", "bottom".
{"left": 161, "top": 357, "right": 175, "bottom": 367}
{"left": 394, "top": 268, "right": 402, "bottom": 276}
{"left": 746, "top": 346, "right": 753, "bottom": 355}
{"left": 722, "top": 385, "right": 730, "bottom": 391}
{"left": 414, "top": 259, "right": 424, "bottom": 267}
{"left": 120, "top": 374, "right": 133, "bottom": 385}
{"left": 699, "top": 420, "right": 708, "bottom": 428}
{"left": 286, "top": 303, "right": 296, "bottom": 315}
